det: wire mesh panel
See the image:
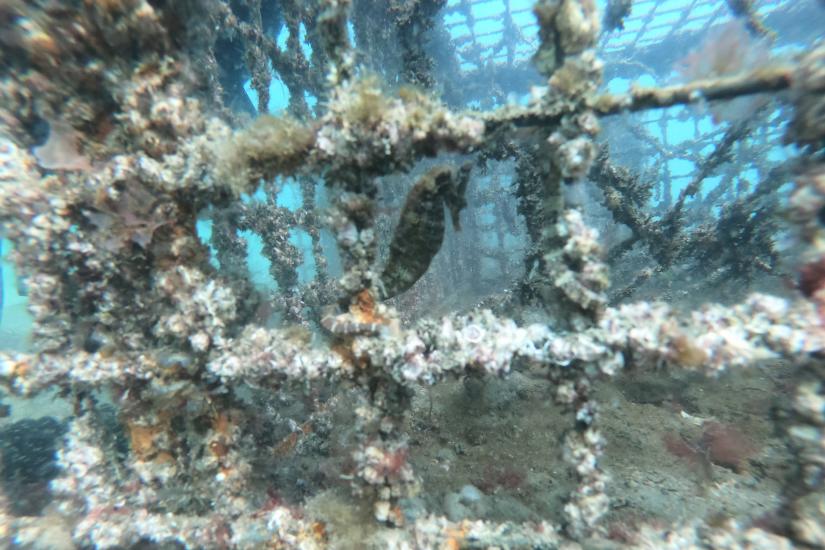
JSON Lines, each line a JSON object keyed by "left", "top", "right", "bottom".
{"left": 0, "top": 0, "right": 824, "bottom": 547}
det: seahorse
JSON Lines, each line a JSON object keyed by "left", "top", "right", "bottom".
{"left": 379, "top": 163, "right": 472, "bottom": 299}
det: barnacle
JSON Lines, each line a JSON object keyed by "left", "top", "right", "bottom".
{"left": 83, "top": 183, "right": 176, "bottom": 252}
{"left": 32, "top": 120, "right": 91, "bottom": 172}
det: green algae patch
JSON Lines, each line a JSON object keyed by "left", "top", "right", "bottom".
{"left": 220, "top": 115, "right": 316, "bottom": 195}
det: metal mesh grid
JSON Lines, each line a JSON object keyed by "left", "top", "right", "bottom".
{"left": 0, "top": 2, "right": 822, "bottom": 545}
{"left": 601, "top": 0, "right": 795, "bottom": 56}
{"left": 436, "top": 0, "right": 799, "bottom": 166}
{"left": 439, "top": 0, "right": 804, "bottom": 72}
{"left": 443, "top": 0, "right": 539, "bottom": 70}
{"left": 425, "top": 0, "right": 822, "bottom": 303}
{"left": 1, "top": 0, "right": 815, "bottom": 320}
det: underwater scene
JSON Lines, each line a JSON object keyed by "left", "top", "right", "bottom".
{"left": 0, "top": 0, "right": 824, "bottom": 548}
